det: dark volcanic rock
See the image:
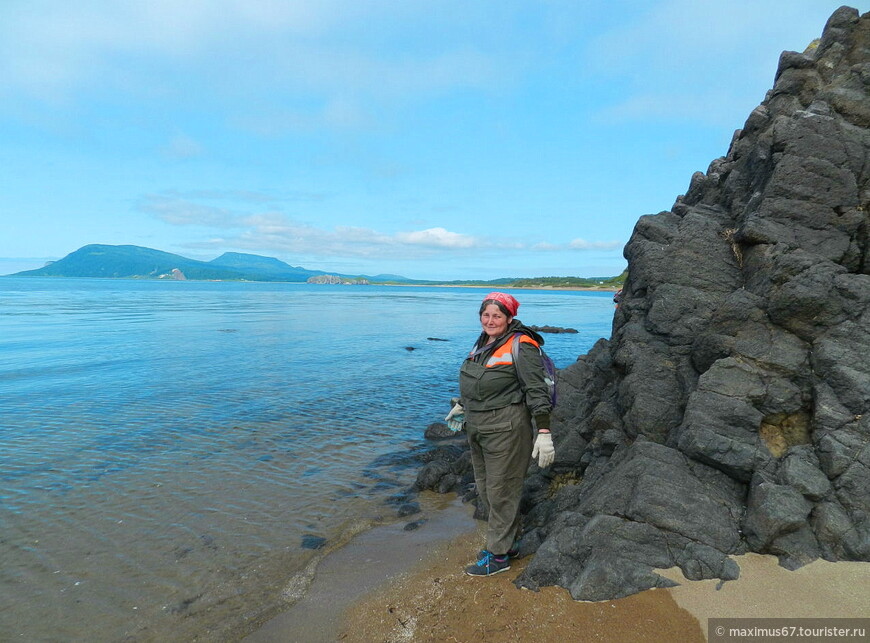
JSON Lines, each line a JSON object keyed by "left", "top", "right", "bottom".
{"left": 527, "top": 325, "right": 579, "bottom": 334}
{"left": 518, "top": 440, "right": 743, "bottom": 598}
{"left": 404, "top": 519, "right": 428, "bottom": 531}
{"left": 424, "top": 422, "right": 462, "bottom": 439}
{"left": 396, "top": 502, "right": 421, "bottom": 518}
{"left": 413, "top": 444, "right": 473, "bottom": 495}
{"left": 517, "top": 7, "right": 870, "bottom": 599}
{"left": 301, "top": 535, "right": 327, "bottom": 550}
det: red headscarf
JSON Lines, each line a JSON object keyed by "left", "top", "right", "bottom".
{"left": 482, "top": 291, "right": 520, "bottom": 317}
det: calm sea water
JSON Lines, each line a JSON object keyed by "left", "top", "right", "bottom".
{"left": 0, "top": 278, "right": 615, "bottom": 640}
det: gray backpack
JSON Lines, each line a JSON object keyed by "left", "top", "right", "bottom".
{"left": 510, "top": 332, "right": 557, "bottom": 407}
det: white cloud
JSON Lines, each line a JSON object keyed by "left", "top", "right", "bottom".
{"left": 140, "top": 192, "right": 473, "bottom": 257}
{"left": 161, "top": 133, "right": 204, "bottom": 159}
{"left": 164, "top": 188, "right": 328, "bottom": 203}
{"left": 395, "top": 227, "right": 477, "bottom": 249}
{"left": 237, "top": 99, "right": 373, "bottom": 136}
{"left": 140, "top": 191, "right": 625, "bottom": 261}
{"left": 137, "top": 194, "right": 241, "bottom": 227}
{"left": 0, "top": 0, "right": 506, "bottom": 112}
{"left": 531, "top": 242, "right": 559, "bottom": 251}
{"left": 225, "top": 221, "right": 480, "bottom": 259}
{"left": 569, "top": 238, "right": 622, "bottom": 250}
{"left": 533, "top": 239, "right": 623, "bottom": 251}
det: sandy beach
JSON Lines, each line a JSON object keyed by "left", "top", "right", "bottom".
{"left": 246, "top": 493, "right": 870, "bottom": 643}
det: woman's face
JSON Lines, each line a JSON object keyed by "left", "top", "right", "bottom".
{"left": 480, "top": 303, "right": 511, "bottom": 339}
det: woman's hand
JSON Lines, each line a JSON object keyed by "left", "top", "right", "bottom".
{"left": 444, "top": 402, "right": 465, "bottom": 432}
{"left": 532, "top": 433, "right": 554, "bottom": 467}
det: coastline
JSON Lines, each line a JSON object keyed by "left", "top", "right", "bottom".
{"left": 236, "top": 446, "right": 869, "bottom": 642}
{"left": 336, "top": 525, "right": 704, "bottom": 643}
{"left": 241, "top": 484, "right": 870, "bottom": 642}
{"left": 336, "top": 530, "right": 870, "bottom": 642}
{"left": 377, "top": 282, "right": 620, "bottom": 292}
{"left": 2, "top": 274, "right": 621, "bottom": 292}
{"left": 244, "top": 492, "right": 694, "bottom": 642}
{"left": 245, "top": 495, "right": 477, "bottom": 642}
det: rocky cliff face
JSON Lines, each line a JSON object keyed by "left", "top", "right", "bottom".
{"left": 516, "top": 6, "right": 870, "bottom": 599}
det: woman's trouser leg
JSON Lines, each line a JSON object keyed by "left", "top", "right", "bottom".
{"left": 466, "top": 403, "right": 533, "bottom": 555}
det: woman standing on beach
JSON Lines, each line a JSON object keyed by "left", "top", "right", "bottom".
{"left": 446, "top": 291, "right": 555, "bottom": 577}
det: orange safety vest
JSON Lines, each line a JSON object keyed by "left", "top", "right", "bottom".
{"left": 471, "top": 334, "right": 541, "bottom": 368}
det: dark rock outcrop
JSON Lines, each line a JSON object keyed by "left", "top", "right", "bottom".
{"left": 423, "top": 421, "right": 462, "bottom": 439}
{"left": 413, "top": 444, "right": 474, "bottom": 496}
{"left": 527, "top": 325, "right": 579, "bottom": 334}
{"left": 517, "top": 6, "right": 870, "bottom": 599}
{"left": 307, "top": 274, "right": 370, "bottom": 285}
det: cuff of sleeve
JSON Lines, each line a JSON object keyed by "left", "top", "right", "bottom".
{"left": 534, "top": 413, "right": 550, "bottom": 430}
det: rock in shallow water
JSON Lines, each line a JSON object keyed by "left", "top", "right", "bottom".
{"left": 301, "top": 535, "right": 328, "bottom": 550}
{"left": 396, "top": 502, "right": 421, "bottom": 518}
{"left": 424, "top": 422, "right": 461, "bottom": 440}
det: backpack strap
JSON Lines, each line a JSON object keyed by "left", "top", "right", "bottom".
{"left": 467, "top": 333, "right": 516, "bottom": 361}
{"left": 509, "top": 332, "right": 522, "bottom": 363}
{"left": 510, "top": 332, "right": 540, "bottom": 390}
{"left": 511, "top": 333, "right": 556, "bottom": 403}
{"left": 510, "top": 332, "right": 540, "bottom": 361}
{"left": 467, "top": 341, "right": 492, "bottom": 360}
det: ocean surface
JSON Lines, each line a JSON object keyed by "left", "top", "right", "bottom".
{"left": 0, "top": 277, "right": 615, "bottom": 640}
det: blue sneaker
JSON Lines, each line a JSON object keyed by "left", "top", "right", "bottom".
{"left": 466, "top": 551, "right": 510, "bottom": 576}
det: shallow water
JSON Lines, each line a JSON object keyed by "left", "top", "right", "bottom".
{"left": 0, "top": 278, "right": 614, "bottom": 640}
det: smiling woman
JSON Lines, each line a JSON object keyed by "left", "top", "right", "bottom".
{"left": 480, "top": 300, "right": 511, "bottom": 338}
{"left": 457, "top": 290, "right": 556, "bottom": 576}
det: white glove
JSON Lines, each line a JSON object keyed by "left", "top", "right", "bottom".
{"left": 444, "top": 403, "right": 465, "bottom": 432}
{"left": 532, "top": 432, "right": 555, "bottom": 468}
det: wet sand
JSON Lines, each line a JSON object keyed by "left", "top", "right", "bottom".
{"left": 247, "top": 497, "right": 870, "bottom": 642}
{"left": 338, "top": 527, "right": 703, "bottom": 643}
{"left": 245, "top": 496, "right": 476, "bottom": 642}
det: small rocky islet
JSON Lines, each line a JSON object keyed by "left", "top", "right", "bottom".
{"left": 415, "top": 6, "right": 870, "bottom": 601}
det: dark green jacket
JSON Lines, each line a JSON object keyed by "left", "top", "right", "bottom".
{"left": 459, "top": 319, "right": 552, "bottom": 429}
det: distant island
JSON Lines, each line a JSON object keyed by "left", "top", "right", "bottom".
{"left": 7, "top": 244, "right": 625, "bottom": 289}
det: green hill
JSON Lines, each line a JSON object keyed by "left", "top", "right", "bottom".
{"left": 207, "top": 252, "right": 323, "bottom": 280}
{"left": 12, "top": 244, "right": 323, "bottom": 281}
{"left": 509, "top": 272, "right": 627, "bottom": 289}
{"left": 10, "top": 243, "right": 626, "bottom": 287}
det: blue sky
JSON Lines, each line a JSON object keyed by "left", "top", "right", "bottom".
{"left": 0, "top": 1, "right": 863, "bottom": 280}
